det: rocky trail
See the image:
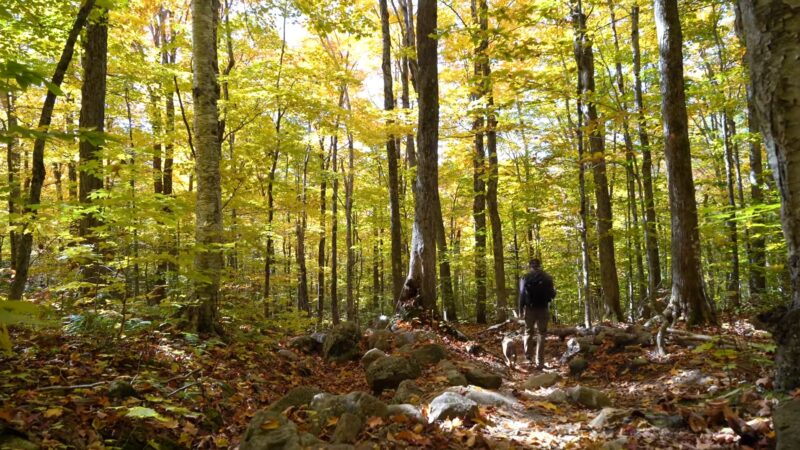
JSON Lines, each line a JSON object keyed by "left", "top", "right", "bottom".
{"left": 0, "top": 317, "right": 791, "bottom": 449}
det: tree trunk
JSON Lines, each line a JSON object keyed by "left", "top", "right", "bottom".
{"left": 297, "top": 145, "right": 310, "bottom": 313}
{"left": 346, "top": 132, "right": 356, "bottom": 321}
{"left": 722, "top": 113, "right": 741, "bottom": 307}
{"left": 398, "top": 0, "right": 440, "bottom": 315}
{"left": 317, "top": 140, "right": 328, "bottom": 321}
{"left": 573, "top": 0, "right": 623, "bottom": 321}
{"left": 654, "top": 0, "right": 712, "bottom": 325}
{"left": 77, "top": 7, "right": 108, "bottom": 288}
{"left": 471, "top": 0, "right": 488, "bottom": 324}
{"left": 9, "top": 0, "right": 96, "bottom": 300}
{"left": 737, "top": 0, "right": 800, "bottom": 392}
{"left": 3, "top": 92, "right": 19, "bottom": 273}
{"left": 191, "top": 0, "right": 223, "bottom": 334}
{"left": 631, "top": 5, "right": 662, "bottom": 300}
{"left": 380, "top": 0, "right": 404, "bottom": 305}
{"left": 331, "top": 132, "right": 340, "bottom": 324}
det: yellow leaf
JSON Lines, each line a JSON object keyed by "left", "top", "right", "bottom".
{"left": 213, "top": 435, "right": 228, "bottom": 448}
{"left": 260, "top": 419, "right": 281, "bottom": 430}
{"left": 44, "top": 407, "right": 63, "bottom": 418}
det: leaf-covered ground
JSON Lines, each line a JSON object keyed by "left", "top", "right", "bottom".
{"left": 0, "top": 318, "right": 784, "bottom": 449}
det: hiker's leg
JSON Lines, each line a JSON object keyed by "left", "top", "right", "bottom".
{"left": 534, "top": 307, "right": 548, "bottom": 367}
{"left": 523, "top": 307, "right": 535, "bottom": 361}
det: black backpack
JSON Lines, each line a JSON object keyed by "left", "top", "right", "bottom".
{"left": 522, "top": 272, "right": 552, "bottom": 308}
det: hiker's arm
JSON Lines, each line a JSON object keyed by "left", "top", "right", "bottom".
{"left": 518, "top": 278, "right": 525, "bottom": 315}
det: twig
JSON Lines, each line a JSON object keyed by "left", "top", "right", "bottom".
{"left": 37, "top": 381, "right": 106, "bottom": 392}
{"left": 173, "top": 75, "right": 195, "bottom": 159}
{"left": 164, "top": 368, "right": 201, "bottom": 384}
{"left": 167, "top": 381, "right": 199, "bottom": 397}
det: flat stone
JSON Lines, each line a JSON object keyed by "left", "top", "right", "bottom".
{"left": 268, "top": 386, "right": 322, "bottom": 412}
{"left": 449, "top": 385, "right": 520, "bottom": 410}
{"left": 567, "top": 386, "right": 611, "bottom": 409}
{"left": 524, "top": 373, "right": 560, "bottom": 390}
{"left": 410, "top": 343, "right": 448, "bottom": 367}
{"left": 589, "top": 407, "right": 625, "bottom": 429}
{"left": 386, "top": 404, "right": 425, "bottom": 423}
{"left": 428, "top": 392, "right": 478, "bottom": 423}
{"left": 464, "top": 365, "right": 502, "bottom": 389}
{"left": 545, "top": 388, "right": 568, "bottom": 404}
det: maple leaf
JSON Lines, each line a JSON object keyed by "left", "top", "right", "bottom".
{"left": 44, "top": 407, "right": 63, "bottom": 418}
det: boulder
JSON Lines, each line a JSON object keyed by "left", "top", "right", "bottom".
{"left": 449, "top": 385, "right": 520, "bottom": 410}
{"left": 775, "top": 398, "right": 800, "bottom": 450}
{"left": 367, "top": 329, "right": 392, "bottom": 352}
{"left": 361, "top": 348, "right": 387, "bottom": 369}
{"left": 545, "top": 388, "right": 568, "bottom": 404}
{"left": 239, "top": 410, "right": 300, "bottom": 450}
{"left": 464, "top": 365, "right": 502, "bottom": 389}
{"left": 567, "top": 386, "right": 611, "bottom": 409}
{"left": 589, "top": 407, "right": 625, "bottom": 429}
{"left": 386, "top": 404, "right": 425, "bottom": 423}
{"left": 108, "top": 380, "right": 136, "bottom": 399}
{"left": 332, "top": 412, "right": 363, "bottom": 444}
{"left": 309, "top": 391, "right": 388, "bottom": 433}
{"left": 393, "top": 380, "right": 423, "bottom": 405}
{"left": 410, "top": 343, "right": 448, "bottom": 367}
{"left": 323, "top": 322, "right": 362, "bottom": 362}
{"left": 524, "top": 373, "right": 560, "bottom": 390}
{"left": 289, "top": 335, "right": 321, "bottom": 355}
{"left": 365, "top": 356, "right": 421, "bottom": 394}
{"left": 436, "top": 360, "right": 468, "bottom": 386}
{"left": 267, "top": 386, "right": 322, "bottom": 412}
{"left": 394, "top": 331, "right": 419, "bottom": 347}
{"left": 428, "top": 392, "right": 478, "bottom": 423}
{"left": 568, "top": 357, "right": 589, "bottom": 375}
{"left": 277, "top": 349, "right": 299, "bottom": 361}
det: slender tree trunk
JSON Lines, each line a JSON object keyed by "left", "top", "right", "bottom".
{"left": 3, "top": 92, "right": 19, "bottom": 273}
{"left": 297, "top": 145, "right": 310, "bottom": 313}
{"left": 191, "top": 0, "right": 223, "bottom": 334}
{"left": 346, "top": 132, "right": 356, "bottom": 321}
{"left": 737, "top": 0, "right": 800, "bottom": 392}
{"left": 331, "top": 133, "right": 340, "bottom": 324}
{"left": 10, "top": 0, "right": 96, "bottom": 300}
{"left": 632, "top": 5, "right": 662, "bottom": 300}
{"left": 722, "top": 113, "right": 741, "bottom": 307}
{"left": 380, "top": 0, "right": 404, "bottom": 305}
{"left": 574, "top": 0, "right": 623, "bottom": 321}
{"left": 471, "top": 0, "right": 488, "bottom": 324}
{"left": 654, "top": 0, "right": 712, "bottom": 325}
{"left": 398, "top": 0, "right": 440, "bottom": 315}
{"left": 318, "top": 140, "right": 328, "bottom": 321}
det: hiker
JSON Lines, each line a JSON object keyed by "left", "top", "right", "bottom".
{"left": 518, "top": 258, "right": 556, "bottom": 369}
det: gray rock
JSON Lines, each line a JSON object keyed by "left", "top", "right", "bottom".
{"left": 567, "top": 386, "right": 611, "bottom": 409}
{"left": 332, "top": 412, "right": 363, "bottom": 444}
{"left": 367, "top": 329, "right": 392, "bottom": 352}
{"left": 323, "top": 322, "right": 362, "bottom": 362}
{"left": 589, "top": 407, "right": 624, "bottom": 429}
{"left": 568, "top": 357, "right": 589, "bottom": 375}
{"left": 239, "top": 410, "right": 300, "bottom": 450}
{"left": 277, "top": 349, "right": 299, "bottom": 361}
{"left": 268, "top": 386, "right": 322, "bottom": 412}
{"left": 524, "top": 373, "right": 560, "bottom": 390}
{"left": 428, "top": 392, "right": 478, "bottom": 423}
{"left": 436, "top": 360, "right": 458, "bottom": 372}
{"left": 410, "top": 343, "right": 448, "bottom": 367}
{"left": 298, "top": 432, "right": 321, "bottom": 447}
{"left": 445, "top": 370, "right": 468, "bottom": 386}
{"left": 393, "top": 380, "right": 423, "bottom": 405}
{"left": 289, "top": 335, "right": 321, "bottom": 354}
{"left": 394, "top": 331, "right": 419, "bottom": 347}
{"left": 545, "top": 388, "right": 568, "bottom": 403}
{"left": 361, "top": 348, "right": 387, "bottom": 369}
{"left": 775, "top": 398, "right": 800, "bottom": 450}
{"left": 365, "top": 356, "right": 421, "bottom": 394}
{"left": 464, "top": 365, "right": 502, "bottom": 389}
{"left": 108, "top": 380, "right": 136, "bottom": 399}
{"left": 386, "top": 404, "right": 425, "bottom": 423}
{"left": 449, "top": 385, "right": 520, "bottom": 410}
{"left": 309, "top": 391, "right": 388, "bottom": 432}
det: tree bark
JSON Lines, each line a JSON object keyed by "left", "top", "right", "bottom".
{"left": 573, "top": 0, "right": 623, "bottom": 321}
{"left": 631, "top": 5, "right": 662, "bottom": 300}
{"left": 3, "top": 92, "right": 19, "bottom": 273}
{"left": 471, "top": 0, "right": 488, "bottom": 324}
{"left": 398, "top": 0, "right": 440, "bottom": 315}
{"left": 331, "top": 132, "right": 340, "bottom": 324}
{"left": 722, "top": 113, "right": 741, "bottom": 308}
{"left": 737, "top": 0, "right": 800, "bottom": 392}
{"left": 77, "top": 6, "right": 108, "bottom": 287}
{"left": 380, "top": 0, "right": 404, "bottom": 305}
{"left": 191, "top": 0, "right": 223, "bottom": 334}
{"left": 297, "top": 144, "right": 310, "bottom": 313}
{"left": 9, "top": 0, "right": 96, "bottom": 300}
{"left": 317, "top": 139, "right": 328, "bottom": 321}
{"left": 654, "top": 0, "right": 712, "bottom": 325}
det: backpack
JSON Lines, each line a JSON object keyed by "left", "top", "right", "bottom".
{"left": 522, "top": 272, "right": 552, "bottom": 308}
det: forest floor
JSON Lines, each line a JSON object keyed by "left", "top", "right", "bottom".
{"left": 0, "top": 316, "right": 785, "bottom": 449}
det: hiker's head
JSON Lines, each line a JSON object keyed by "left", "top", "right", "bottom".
{"left": 529, "top": 258, "right": 542, "bottom": 270}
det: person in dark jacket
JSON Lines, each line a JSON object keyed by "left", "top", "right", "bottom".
{"left": 518, "top": 258, "right": 556, "bottom": 369}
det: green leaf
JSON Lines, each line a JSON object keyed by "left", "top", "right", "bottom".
{"left": 126, "top": 406, "right": 164, "bottom": 420}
